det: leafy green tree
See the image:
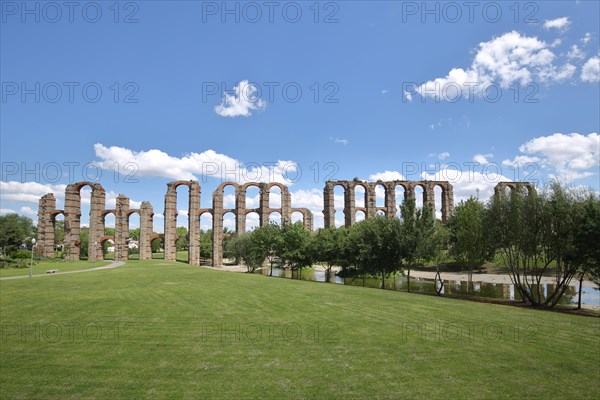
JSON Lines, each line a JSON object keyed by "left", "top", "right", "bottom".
{"left": 225, "top": 232, "right": 264, "bottom": 273}
{"left": 53, "top": 219, "right": 64, "bottom": 245}
{"left": 251, "top": 223, "right": 283, "bottom": 276}
{"left": 0, "top": 214, "right": 35, "bottom": 255}
{"left": 200, "top": 230, "right": 213, "bottom": 261}
{"left": 176, "top": 226, "right": 188, "bottom": 251}
{"left": 279, "top": 222, "right": 313, "bottom": 277}
{"left": 448, "top": 198, "right": 494, "bottom": 293}
{"left": 346, "top": 216, "right": 402, "bottom": 289}
{"left": 313, "top": 227, "right": 348, "bottom": 282}
{"left": 129, "top": 228, "right": 141, "bottom": 241}
{"left": 79, "top": 229, "right": 89, "bottom": 259}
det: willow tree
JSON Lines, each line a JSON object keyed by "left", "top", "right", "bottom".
{"left": 487, "top": 182, "right": 587, "bottom": 307}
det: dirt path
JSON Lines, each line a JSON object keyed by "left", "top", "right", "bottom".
{"left": 0, "top": 261, "right": 125, "bottom": 281}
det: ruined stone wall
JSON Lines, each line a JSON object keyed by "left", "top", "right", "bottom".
{"left": 323, "top": 179, "right": 455, "bottom": 228}
{"left": 35, "top": 178, "right": 468, "bottom": 268}
{"left": 494, "top": 181, "right": 535, "bottom": 196}
{"left": 36, "top": 193, "right": 57, "bottom": 257}
{"left": 209, "top": 181, "right": 310, "bottom": 267}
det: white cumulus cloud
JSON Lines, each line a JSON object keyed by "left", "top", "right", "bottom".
{"left": 214, "top": 80, "right": 266, "bottom": 117}
{"left": 581, "top": 56, "right": 600, "bottom": 83}
{"left": 368, "top": 171, "right": 405, "bottom": 181}
{"left": 473, "top": 154, "right": 493, "bottom": 164}
{"left": 504, "top": 133, "right": 600, "bottom": 182}
{"left": 413, "top": 31, "right": 576, "bottom": 101}
{"left": 94, "top": 144, "right": 297, "bottom": 185}
{"left": 543, "top": 17, "right": 570, "bottom": 31}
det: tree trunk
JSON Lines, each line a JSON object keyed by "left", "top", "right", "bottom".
{"left": 468, "top": 269, "right": 472, "bottom": 295}
{"left": 381, "top": 270, "right": 385, "bottom": 289}
{"left": 577, "top": 271, "right": 584, "bottom": 310}
{"left": 407, "top": 266, "right": 411, "bottom": 293}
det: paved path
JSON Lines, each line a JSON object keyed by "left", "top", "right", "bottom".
{"left": 0, "top": 261, "right": 125, "bottom": 281}
{"left": 410, "top": 270, "right": 598, "bottom": 288}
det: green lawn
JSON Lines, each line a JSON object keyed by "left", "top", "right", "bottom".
{"left": 1, "top": 260, "right": 598, "bottom": 399}
{"left": 0, "top": 259, "right": 113, "bottom": 278}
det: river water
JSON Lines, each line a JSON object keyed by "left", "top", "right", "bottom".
{"left": 262, "top": 267, "right": 600, "bottom": 308}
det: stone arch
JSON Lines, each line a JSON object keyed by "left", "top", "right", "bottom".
{"left": 495, "top": 182, "right": 535, "bottom": 197}
{"left": 290, "top": 208, "right": 313, "bottom": 231}
{"left": 269, "top": 210, "right": 282, "bottom": 224}
{"left": 374, "top": 182, "right": 387, "bottom": 208}
{"left": 245, "top": 210, "right": 261, "bottom": 231}
{"left": 323, "top": 181, "right": 350, "bottom": 228}
{"left": 164, "top": 180, "right": 200, "bottom": 265}
{"left": 101, "top": 210, "right": 116, "bottom": 237}
{"left": 212, "top": 182, "right": 241, "bottom": 267}
{"left": 264, "top": 182, "right": 291, "bottom": 226}
{"left": 149, "top": 234, "right": 164, "bottom": 259}
{"left": 412, "top": 182, "right": 427, "bottom": 209}
{"left": 62, "top": 182, "right": 106, "bottom": 261}
{"left": 355, "top": 209, "right": 366, "bottom": 223}
{"left": 99, "top": 235, "right": 115, "bottom": 260}
{"left": 432, "top": 182, "right": 454, "bottom": 222}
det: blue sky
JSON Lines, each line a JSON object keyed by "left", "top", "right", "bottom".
{"left": 1, "top": 0, "right": 599, "bottom": 230}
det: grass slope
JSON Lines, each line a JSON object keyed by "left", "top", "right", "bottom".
{"left": 1, "top": 260, "right": 599, "bottom": 400}
{"left": 0, "top": 260, "right": 113, "bottom": 278}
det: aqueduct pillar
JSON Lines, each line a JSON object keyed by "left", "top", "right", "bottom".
{"left": 36, "top": 193, "right": 56, "bottom": 257}
{"left": 115, "top": 195, "right": 130, "bottom": 261}
{"left": 139, "top": 201, "right": 154, "bottom": 260}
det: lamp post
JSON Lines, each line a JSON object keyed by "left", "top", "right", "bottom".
{"left": 29, "top": 238, "right": 36, "bottom": 278}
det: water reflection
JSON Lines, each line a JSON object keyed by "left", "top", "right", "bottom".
{"left": 262, "top": 267, "right": 599, "bottom": 308}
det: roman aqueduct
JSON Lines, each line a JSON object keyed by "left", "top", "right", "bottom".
{"left": 35, "top": 179, "right": 531, "bottom": 266}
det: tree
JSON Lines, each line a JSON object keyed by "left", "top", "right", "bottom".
{"left": 225, "top": 233, "right": 263, "bottom": 273}
{"left": 431, "top": 222, "right": 450, "bottom": 295}
{"left": 415, "top": 202, "right": 437, "bottom": 267}
{"left": 176, "top": 226, "right": 188, "bottom": 251}
{"left": 53, "top": 219, "right": 65, "bottom": 245}
{"left": 279, "top": 222, "right": 313, "bottom": 277}
{"left": 399, "top": 196, "right": 418, "bottom": 292}
{"left": 151, "top": 236, "right": 162, "bottom": 253}
{"left": 487, "top": 182, "right": 585, "bottom": 307}
{"left": 313, "top": 227, "right": 348, "bottom": 282}
{"left": 0, "top": 214, "right": 35, "bottom": 256}
{"left": 79, "top": 229, "right": 89, "bottom": 259}
{"left": 448, "top": 198, "right": 493, "bottom": 293}
{"left": 345, "top": 216, "right": 402, "bottom": 289}
{"left": 251, "top": 223, "right": 283, "bottom": 276}
{"left": 200, "top": 230, "right": 212, "bottom": 261}
{"left": 568, "top": 192, "right": 600, "bottom": 308}
{"left": 129, "top": 228, "right": 141, "bottom": 241}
